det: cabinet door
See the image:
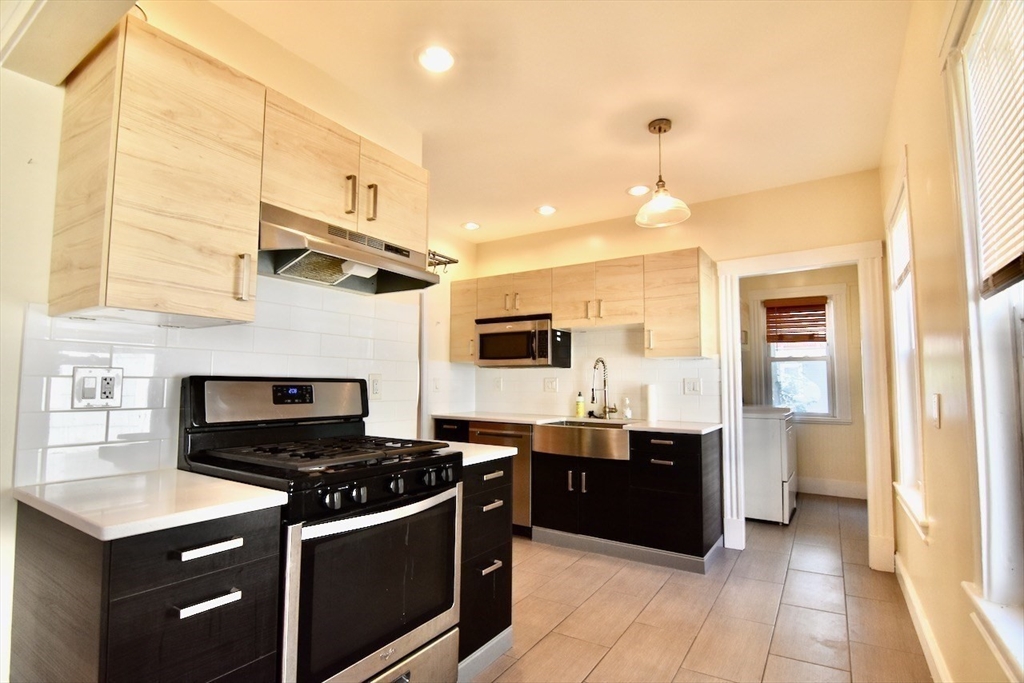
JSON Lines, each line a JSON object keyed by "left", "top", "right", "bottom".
{"left": 477, "top": 274, "right": 514, "bottom": 318}
{"left": 530, "top": 453, "right": 578, "bottom": 533}
{"left": 594, "top": 256, "right": 644, "bottom": 327}
{"left": 578, "top": 459, "right": 631, "bottom": 543}
{"left": 628, "top": 489, "right": 703, "bottom": 555}
{"left": 643, "top": 289, "right": 702, "bottom": 357}
{"left": 262, "top": 89, "right": 361, "bottom": 230}
{"left": 450, "top": 279, "right": 478, "bottom": 362}
{"left": 105, "top": 19, "right": 265, "bottom": 321}
{"left": 552, "top": 263, "right": 595, "bottom": 328}
{"left": 358, "top": 139, "right": 430, "bottom": 255}
{"left": 511, "top": 269, "right": 552, "bottom": 316}
{"left": 459, "top": 541, "right": 512, "bottom": 660}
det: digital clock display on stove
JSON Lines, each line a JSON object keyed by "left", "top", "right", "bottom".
{"left": 272, "top": 384, "right": 314, "bottom": 404}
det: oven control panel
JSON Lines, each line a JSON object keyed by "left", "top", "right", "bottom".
{"left": 273, "top": 384, "right": 314, "bottom": 404}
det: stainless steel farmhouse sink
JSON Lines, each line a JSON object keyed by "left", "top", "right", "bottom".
{"left": 534, "top": 420, "right": 630, "bottom": 460}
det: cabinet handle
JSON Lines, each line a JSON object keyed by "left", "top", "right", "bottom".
{"left": 482, "top": 470, "right": 505, "bottom": 481}
{"left": 345, "top": 174, "right": 357, "bottom": 214}
{"left": 441, "top": 424, "right": 459, "bottom": 430}
{"left": 514, "top": 293, "right": 521, "bottom": 310}
{"left": 469, "top": 339, "right": 475, "bottom": 357}
{"left": 236, "top": 254, "right": 252, "bottom": 301}
{"left": 176, "top": 588, "right": 242, "bottom": 620}
{"left": 367, "top": 183, "right": 379, "bottom": 221}
{"left": 647, "top": 329, "right": 654, "bottom": 349}
{"left": 474, "top": 430, "right": 523, "bottom": 439}
{"left": 585, "top": 300, "right": 592, "bottom": 319}
{"left": 581, "top": 471, "right": 587, "bottom": 493}
{"left": 597, "top": 299, "right": 604, "bottom": 319}
{"left": 481, "top": 559, "right": 503, "bottom": 576}
{"left": 650, "top": 458, "right": 675, "bottom": 466}
{"left": 567, "top": 470, "right": 574, "bottom": 492}
{"left": 651, "top": 439, "right": 675, "bottom": 446}
{"left": 481, "top": 499, "right": 505, "bottom": 512}
{"left": 178, "top": 536, "right": 244, "bottom": 562}
{"left": 504, "top": 293, "right": 510, "bottom": 311}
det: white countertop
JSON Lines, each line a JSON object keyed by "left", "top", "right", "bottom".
{"left": 434, "top": 412, "right": 722, "bottom": 435}
{"left": 440, "top": 442, "right": 518, "bottom": 467}
{"left": 13, "top": 470, "right": 287, "bottom": 541}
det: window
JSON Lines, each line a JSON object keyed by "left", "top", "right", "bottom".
{"left": 749, "top": 284, "right": 852, "bottom": 424}
{"left": 946, "top": 0, "right": 1023, "bottom": 676}
{"left": 764, "top": 297, "right": 832, "bottom": 415}
{"left": 885, "top": 179, "right": 927, "bottom": 535}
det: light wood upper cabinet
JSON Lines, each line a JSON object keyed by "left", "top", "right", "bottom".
{"left": 450, "top": 279, "right": 478, "bottom": 363}
{"left": 49, "top": 17, "right": 265, "bottom": 326}
{"left": 643, "top": 248, "right": 718, "bottom": 357}
{"left": 262, "top": 89, "right": 361, "bottom": 231}
{"left": 552, "top": 256, "right": 644, "bottom": 328}
{"left": 358, "top": 139, "right": 430, "bottom": 255}
{"left": 476, "top": 270, "right": 552, "bottom": 318}
{"left": 262, "top": 93, "right": 429, "bottom": 256}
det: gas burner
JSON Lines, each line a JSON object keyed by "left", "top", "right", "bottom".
{"left": 206, "top": 436, "right": 448, "bottom": 472}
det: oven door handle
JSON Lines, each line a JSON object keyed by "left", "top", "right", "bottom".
{"left": 300, "top": 486, "right": 459, "bottom": 541}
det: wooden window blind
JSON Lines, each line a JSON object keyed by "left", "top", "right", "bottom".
{"left": 964, "top": 0, "right": 1023, "bottom": 297}
{"left": 764, "top": 296, "right": 828, "bottom": 343}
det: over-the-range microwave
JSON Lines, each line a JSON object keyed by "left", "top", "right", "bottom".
{"left": 475, "top": 314, "right": 571, "bottom": 367}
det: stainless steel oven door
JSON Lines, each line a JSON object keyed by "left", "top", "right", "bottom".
{"left": 281, "top": 485, "right": 462, "bottom": 683}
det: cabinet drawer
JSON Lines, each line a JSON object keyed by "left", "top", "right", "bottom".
{"left": 628, "top": 489, "right": 703, "bottom": 556}
{"left": 105, "top": 555, "right": 279, "bottom": 683}
{"left": 462, "top": 485, "right": 512, "bottom": 558}
{"left": 459, "top": 541, "right": 512, "bottom": 660}
{"left": 463, "top": 460, "right": 513, "bottom": 498}
{"left": 109, "top": 507, "right": 280, "bottom": 599}
{"left": 629, "top": 432, "right": 702, "bottom": 493}
{"left": 434, "top": 419, "right": 469, "bottom": 443}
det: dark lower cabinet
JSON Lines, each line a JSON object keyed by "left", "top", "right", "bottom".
{"left": 531, "top": 453, "right": 630, "bottom": 543}
{"left": 11, "top": 503, "right": 280, "bottom": 683}
{"left": 459, "top": 458, "right": 514, "bottom": 661}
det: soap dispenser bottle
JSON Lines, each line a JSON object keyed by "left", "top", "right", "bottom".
{"left": 575, "top": 392, "right": 585, "bottom": 417}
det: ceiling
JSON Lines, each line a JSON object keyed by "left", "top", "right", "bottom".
{"left": 211, "top": 0, "right": 912, "bottom": 245}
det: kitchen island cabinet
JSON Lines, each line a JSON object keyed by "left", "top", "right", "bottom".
{"left": 11, "top": 471, "right": 285, "bottom": 683}
{"left": 49, "top": 16, "right": 265, "bottom": 327}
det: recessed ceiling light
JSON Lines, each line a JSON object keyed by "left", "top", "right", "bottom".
{"left": 535, "top": 205, "right": 557, "bottom": 216}
{"left": 462, "top": 222, "right": 480, "bottom": 231}
{"left": 627, "top": 185, "right": 651, "bottom": 196}
{"left": 418, "top": 46, "right": 455, "bottom": 73}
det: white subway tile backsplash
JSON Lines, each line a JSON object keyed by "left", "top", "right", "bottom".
{"left": 254, "top": 327, "right": 321, "bottom": 356}
{"left": 40, "top": 440, "right": 163, "bottom": 485}
{"left": 17, "top": 411, "right": 108, "bottom": 450}
{"left": 120, "top": 378, "right": 168, "bottom": 410}
{"left": 348, "top": 315, "right": 376, "bottom": 338}
{"left": 46, "top": 377, "right": 73, "bottom": 412}
{"left": 253, "top": 299, "right": 293, "bottom": 326}
{"left": 50, "top": 317, "right": 168, "bottom": 347}
{"left": 323, "top": 291, "right": 375, "bottom": 318}
{"left": 166, "top": 323, "right": 255, "bottom": 352}
{"left": 210, "top": 350, "right": 291, "bottom": 376}
{"left": 18, "top": 376, "right": 47, "bottom": 413}
{"left": 23, "top": 304, "right": 51, "bottom": 341}
{"left": 322, "top": 334, "right": 373, "bottom": 359}
{"left": 112, "top": 346, "right": 213, "bottom": 378}
{"left": 287, "top": 355, "right": 350, "bottom": 378}
{"left": 21, "top": 340, "right": 112, "bottom": 377}
{"left": 107, "top": 408, "right": 174, "bottom": 442}
{"left": 374, "top": 339, "right": 417, "bottom": 362}
{"left": 289, "top": 307, "right": 350, "bottom": 336}
{"left": 256, "top": 276, "right": 325, "bottom": 309}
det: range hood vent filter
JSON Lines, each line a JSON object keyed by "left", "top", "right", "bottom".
{"left": 277, "top": 251, "right": 350, "bottom": 285}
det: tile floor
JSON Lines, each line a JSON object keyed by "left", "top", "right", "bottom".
{"left": 474, "top": 494, "right": 932, "bottom": 683}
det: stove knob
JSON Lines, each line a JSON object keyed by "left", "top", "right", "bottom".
{"left": 389, "top": 476, "right": 405, "bottom": 495}
{"left": 322, "top": 490, "right": 343, "bottom": 510}
{"left": 440, "top": 465, "right": 454, "bottom": 483}
{"left": 422, "top": 470, "right": 438, "bottom": 487}
{"left": 350, "top": 485, "right": 368, "bottom": 505}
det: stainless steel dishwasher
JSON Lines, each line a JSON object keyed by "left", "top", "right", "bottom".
{"left": 469, "top": 421, "right": 533, "bottom": 533}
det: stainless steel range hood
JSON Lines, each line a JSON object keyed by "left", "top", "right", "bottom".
{"left": 258, "top": 203, "right": 439, "bottom": 295}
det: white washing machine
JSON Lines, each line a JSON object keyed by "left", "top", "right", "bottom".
{"left": 743, "top": 405, "right": 797, "bottom": 524}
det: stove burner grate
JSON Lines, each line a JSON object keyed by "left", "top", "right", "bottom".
{"left": 207, "top": 436, "right": 448, "bottom": 472}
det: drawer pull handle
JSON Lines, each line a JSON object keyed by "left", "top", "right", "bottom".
{"left": 650, "top": 439, "right": 675, "bottom": 446}
{"left": 481, "top": 559, "right": 503, "bottom": 576}
{"left": 441, "top": 424, "right": 460, "bottom": 430}
{"left": 367, "top": 183, "right": 379, "bottom": 221}
{"left": 236, "top": 254, "right": 252, "bottom": 302}
{"left": 345, "top": 174, "right": 357, "bottom": 214}
{"left": 176, "top": 588, "right": 241, "bottom": 619}
{"left": 568, "top": 470, "right": 574, "bottom": 492}
{"left": 178, "top": 537, "right": 243, "bottom": 562}
{"left": 482, "top": 470, "right": 505, "bottom": 481}
{"left": 650, "top": 459, "right": 674, "bottom": 467}
{"left": 481, "top": 499, "right": 505, "bottom": 512}
{"left": 581, "top": 471, "right": 587, "bottom": 494}
{"left": 475, "top": 430, "right": 523, "bottom": 438}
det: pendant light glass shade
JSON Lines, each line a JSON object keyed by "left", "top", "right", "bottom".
{"left": 635, "top": 118, "right": 690, "bottom": 228}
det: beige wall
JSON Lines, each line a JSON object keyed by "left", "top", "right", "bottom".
{"left": 475, "top": 169, "right": 884, "bottom": 276}
{"left": 877, "top": 1, "right": 1006, "bottom": 681}
{"left": 0, "top": 68, "right": 63, "bottom": 683}
{"left": 741, "top": 266, "right": 867, "bottom": 497}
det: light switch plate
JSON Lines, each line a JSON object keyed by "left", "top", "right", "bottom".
{"left": 72, "top": 367, "right": 123, "bottom": 408}
{"left": 368, "top": 373, "right": 382, "bottom": 400}
{"left": 543, "top": 377, "right": 558, "bottom": 393}
{"left": 684, "top": 378, "right": 702, "bottom": 395}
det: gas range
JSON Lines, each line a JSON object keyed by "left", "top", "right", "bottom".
{"left": 178, "top": 376, "right": 462, "bottom": 523}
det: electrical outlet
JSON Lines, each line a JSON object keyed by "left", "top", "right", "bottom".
{"left": 368, "top": 374, "right": 382, "bottom": 400}
{"left": 72, "top": 367, "right": 123, "bottom": 408}
{"left": 543, "top": 377, "right": 558, "bottom": 393}
{"left": 494, "top": 377, "right": 504, "bottom": 392}
{"left": 684, "top": 378, "right": 702, "bottom": 395}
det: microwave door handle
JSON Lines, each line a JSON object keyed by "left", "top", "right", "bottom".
{"left": 528, "top": 331, "right": 537, "bottom": 360}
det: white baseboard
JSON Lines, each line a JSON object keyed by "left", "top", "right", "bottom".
{"left": 798, "top": 476, "right": 867, "bottom": 500}
{"left": 895, "top": 553, "right": 953, "bottom": 683}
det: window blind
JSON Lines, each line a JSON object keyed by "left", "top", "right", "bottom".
{"left": 964, "top": 0, "right": 1023, "bottom": 297}
{"left": 764, "top": 296, "right": 828, "bottom": 343}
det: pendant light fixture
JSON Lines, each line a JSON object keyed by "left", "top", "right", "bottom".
{"left": 635, "top": 118, "right": 691, "bottom": 227}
